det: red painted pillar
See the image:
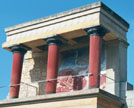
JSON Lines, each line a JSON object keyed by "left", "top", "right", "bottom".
{"left": 9, "top": 46, "right": 27, "bottom": 98}
{"left": 89, "top": 35, "right": 102, "bottom": 88}
{"left": 87, "top": 26, "right": 107, "bottom": 88}
{"left": 45, "top": 38, "right": 62, "bottom": 94}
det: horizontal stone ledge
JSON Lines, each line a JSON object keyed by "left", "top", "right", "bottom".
{"left": 0, "top": 88, "right": 125, "bottom": 107}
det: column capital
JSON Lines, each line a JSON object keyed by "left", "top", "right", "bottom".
{"left": 85, "top": 26, "right": 109, "bottom": 37}
{"left": 10, "top": 44, "right": 30, "bottom": 54}
{"left": 46, "top": 38, "right": 62, "bottom": 46}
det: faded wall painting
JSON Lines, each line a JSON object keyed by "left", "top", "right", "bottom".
{"left": 56, "top": 45, "right": 106, "bottom": 93}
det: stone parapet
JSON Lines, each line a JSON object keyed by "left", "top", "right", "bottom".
{"left": 0, "top": 89, "right": 125, "bottom": 108}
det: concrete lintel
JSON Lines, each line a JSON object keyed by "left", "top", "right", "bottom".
{"left": 2, "top": 2, "right": 129, "bottom": 51}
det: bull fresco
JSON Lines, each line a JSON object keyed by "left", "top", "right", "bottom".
{"left": 56, "top": 45, "right": 106, "bottom": 93}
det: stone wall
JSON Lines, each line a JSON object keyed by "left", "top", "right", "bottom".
{"left": 105, "top": 39, "right": 128, "bottom": 98}
{"left": 19, "top": 51, "right": 47, "bottom": 98}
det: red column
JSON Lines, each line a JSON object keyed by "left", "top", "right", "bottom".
{"left": 87, "top": 26, "right": 106, "bottom": 88}
{"left": 45, "top": 38, "right": 61, "bottom": 94}
{"left": 9, "top": 46, "right": 26, "bottom": 98}
{"left": 89, "top": 35, "right": 102, "bottom": 88}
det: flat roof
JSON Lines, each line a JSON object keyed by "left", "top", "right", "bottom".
{"left": 5, "top": 1, "right": 129, "bottom": 33}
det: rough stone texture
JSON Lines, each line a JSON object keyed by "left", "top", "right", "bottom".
{"left": 19, "top": 51, "right": 47, "bottom": 98}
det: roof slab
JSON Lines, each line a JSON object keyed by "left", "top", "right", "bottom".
{"left": 2, "top": 1, "right": 129, "bottom": 51}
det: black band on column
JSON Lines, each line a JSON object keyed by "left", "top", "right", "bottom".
{"left": 11, "top": 46, "right": 27, "bottom": 54}
{"left": 46, "top": 38, "right": 62, "bottom": 46}
{"left": 10, "top": 44, "right": 30, "bottom": 54}
{"left": 85, "top": 26, "right": 109, "bottom": 37}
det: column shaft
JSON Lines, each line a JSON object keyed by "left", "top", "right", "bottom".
{"left": 89, "top": 35, "right": 102, "bottom": 88}
{"left": 86, "top": 26, "right": 107, "bottom": 88}
{"left": 9, "top": 53, "right": 24, "bottom": 98}
{"left": 45, "top": 44, "right": 59, "bottom": 94}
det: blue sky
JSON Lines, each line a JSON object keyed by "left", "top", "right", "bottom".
{"left": 0, "top": 0, "right": 134, "bottom": 100}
